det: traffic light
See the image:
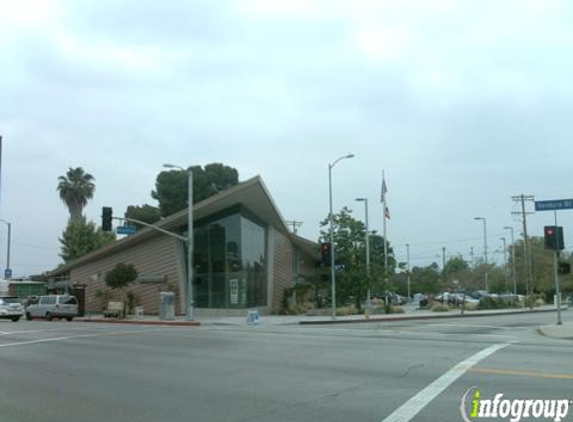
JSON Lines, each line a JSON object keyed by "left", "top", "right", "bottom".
{"left": 558, "top": 262, "right": 571, "bottom": 275}
{"left": 544, "top": 226, "right": 564, "bottom": 251}
{"left": 102, "top": 207, "right": 113, "bottom": 231}
{"left": 320, "top": 242, "right": 331, "bottom": 266}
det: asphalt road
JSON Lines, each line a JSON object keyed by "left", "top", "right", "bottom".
{"left": 0, "top": 312, "right": 571, "bottom": 422}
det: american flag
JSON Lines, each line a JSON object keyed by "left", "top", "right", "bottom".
{"left": 381, "top": 175, "right": 390, "bottom": 219}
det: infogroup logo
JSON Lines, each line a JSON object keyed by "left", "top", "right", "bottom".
{"left": 460, "top": 387, "right": 572, "bottom": 422}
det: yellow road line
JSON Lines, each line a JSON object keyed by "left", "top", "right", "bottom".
{"left": 470, "top": 367, "right": 573, "bottom": 380}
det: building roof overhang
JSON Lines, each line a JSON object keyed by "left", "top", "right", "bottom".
{"left": 50, "top": 176, "right": 319, "bottom": 276}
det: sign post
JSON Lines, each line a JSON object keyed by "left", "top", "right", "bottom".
{"left": 535, "top": 199, "right": 573, "bottom": 326}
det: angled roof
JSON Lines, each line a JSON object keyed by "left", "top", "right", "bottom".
{"left": 50, "top": 176, "right": 318, "bottom": 276}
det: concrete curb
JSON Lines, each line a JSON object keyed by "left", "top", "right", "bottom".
{"left": 299, "top": 308, "right": 562, "bottom": 325}
{"left": 77, "top": 318, "right": 201, "bottom": 327}
{"left": 536, "top": 324, "right": 573, "bottom": 340}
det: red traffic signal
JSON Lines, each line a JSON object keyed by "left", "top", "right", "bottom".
{"left": 544, "top": 226, "right": 564, "bottom": 251}
{"left": 320, "top": 242, "right": 331, "bottom": 266}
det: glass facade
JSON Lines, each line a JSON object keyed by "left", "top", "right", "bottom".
{"left": 192, "top": 208, "right": 267, "bottom": 309}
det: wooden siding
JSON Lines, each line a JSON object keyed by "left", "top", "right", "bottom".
{"left": 271, "top": 229, "right": 294, "bottom": 312}
{"left": 68, "top": 236, "right": 183, "bottom": 315}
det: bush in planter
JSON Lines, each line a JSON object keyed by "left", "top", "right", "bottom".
{"left": 431, "top": 303, "right": 450, "bottom": 312}
{"left": 336, "top": 306, "right": 358, "bottom": 316}
{"left": 388, "top": 305, "right": 405, "bottom": 314}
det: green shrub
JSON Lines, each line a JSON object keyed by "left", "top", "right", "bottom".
{"left": 336, "top": 306, "right": 358, "bottom": 316}
{"left": 431, "top": 303, "right": 450, "bottom": 312}
{"left": 478, "top": 297, "right": 501, "bottom": 310}
{"left": 388, "top": 305, "right": 405, "bottom": 314}
{"left": 463, "top": 302, "right": 478, "bottom": 311}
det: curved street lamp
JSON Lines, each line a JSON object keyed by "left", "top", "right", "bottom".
{"left": 163, "top": 164, "right": 194, "bottom": 321}
{"left": 329, "top": 153, "right": 354, "bottom": 319}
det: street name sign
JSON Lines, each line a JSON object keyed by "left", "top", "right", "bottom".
{"left": 117, "top": 225, "right": 137, "bottom": 236}
{"left": 534, "top": 199, "right": 573, "bottom": 212}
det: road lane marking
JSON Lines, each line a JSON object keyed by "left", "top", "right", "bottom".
{"left": 425, "top": 323, "right": 512, "bottom": 330}
{"left": 0, "top": 329, "right": 154, "bottom": 348}
{"left": 469, "top": 367, "right": 573, "bottom": 380}
{"left": 379, "top": 343, "right": 510, "bottom": 422}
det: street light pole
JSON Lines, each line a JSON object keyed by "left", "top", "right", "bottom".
{"left": 474, "top": 217, "right": 488, "bottom": 292}
{"left": 328, "top": 153, "right": 354, "bottom": 320}
{"left": 500, "top": 237, "right": 507, "bottom": 291}
{"left": 163, "top": 164, "right": 194, "bottom": 321}
{"left": 406, "top": 243, "right": 411, "bottom": 300}
{"left": 0, "top": 219, "right": 11, "bottom": 279}
{"left": 355, "top": 198, "right": 370, "bottom": 304}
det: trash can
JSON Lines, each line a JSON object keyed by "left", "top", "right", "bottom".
{"left": 159, "top": 292, "right": 175, "bottom": 321}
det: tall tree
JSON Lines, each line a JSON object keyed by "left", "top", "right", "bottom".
{"left": 319, "top": 207, "right": 395, "bottom": 308}
{"left": 59, "top": 218, "right": 115, "bottom": 263}
{"left": 57, "top": 167, "right": 96, "bottom": 221}
{"left": 151, "top": 163, "right": 239, "bottom": 217}
{"left": 124, "top": 204, "right": 161, "bottom": 228}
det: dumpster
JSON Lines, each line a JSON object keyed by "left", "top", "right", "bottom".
{"left": 159, "top": 292, "right": 175, "bottom": 320}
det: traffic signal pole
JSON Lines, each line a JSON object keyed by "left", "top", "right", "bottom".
{"left": 553, "top": 210, "right": 562, "bottom": 325}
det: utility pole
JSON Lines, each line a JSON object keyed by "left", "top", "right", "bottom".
{"left": 285, "top": 220, "right": 303, "bottom": 235}
{"left": 512, "top": 194, "right": 535, "bottom": 310}
{"left": 503, "top": 226, "right": 517, "bottom": 295}
{"left": 470, "top": 247, "right": 475, "bottom": 270}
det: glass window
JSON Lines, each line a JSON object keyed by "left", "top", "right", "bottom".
{"left": 59, "top": 296, "right": 77, "bottom": 305}
{"left": 190, "top": 208, "right": 267, "bottom": 309}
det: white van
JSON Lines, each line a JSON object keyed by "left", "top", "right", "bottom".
{"left": 25, "top": 295, "right": 78, "bottom": 321}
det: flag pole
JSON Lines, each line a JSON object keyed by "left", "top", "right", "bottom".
{"left": 382, "top": 170, "right": 388, "bottom": 287}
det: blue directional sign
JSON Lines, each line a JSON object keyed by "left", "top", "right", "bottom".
{"left": 535, "top": 199, "right": 573, "bottom": 212}
{"left": 116, "top": 225, "right": 137, "bottom": 236}
{"left": 4, "top": 268, "right": 12, "bottom": 279}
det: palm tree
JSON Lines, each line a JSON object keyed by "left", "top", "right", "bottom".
{"left": 57, "top": 167, "right": 96, "bottom": 221}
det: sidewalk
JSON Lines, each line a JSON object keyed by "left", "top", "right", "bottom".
{"left": 77, "top": 304, "right": 566, "bottom": 329}
{"left": 537, "top": 322, "right": 573, "bottom": 340}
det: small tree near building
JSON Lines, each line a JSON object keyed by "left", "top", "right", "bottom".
{"left": 105, "top": 263, "right": 138, "bottom": 315}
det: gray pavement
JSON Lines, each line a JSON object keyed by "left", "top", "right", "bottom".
{"left": 82, "top": 304, "right": 572, "bottom": 341}
{"left": 1, "top": 310, "right": 572, "bottom": 422}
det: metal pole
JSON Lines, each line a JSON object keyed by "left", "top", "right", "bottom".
{"left": 442, "top": 246, "right": 446, "bottom": 284}
{"left": 6, "top": 222, "right": 10, "bottom": 276}
{"left": 0, "top": 219, "right": 10, "bottom": 278}
{"left": 406, "top": 243, "right": 411, "bottom": 300}
{"left": 553, "top": 210, "right": 562, "bottom": 325}
{"left": 163, "top": 163, "right": 194, "bottom": 321}
{"left": 187, "top": 169, "right": 194, "bottom": 321}
{"left": 500, "top": 237, "right": 507, "bottom": 291}
{"left": 364, "top": 199, "right": 370, "bottom": 303}
{"left": 483, "top": 219, "right": 488, "bottom": 292}
{"left": 328, "top": 154, "right": 354, "bottom": 320}
{"left": 382, "top": 171, "right": 388, "bottom": 285}
{"left": 329, "top": 163, "right": 336, "bottom": 320}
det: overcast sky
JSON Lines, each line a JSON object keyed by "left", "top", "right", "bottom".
{"left": 2, "top": 0, "right": 573, "bottom": 278}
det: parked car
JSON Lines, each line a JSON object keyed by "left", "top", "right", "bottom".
{"left": 0, "top": 296, "right": 24, "bottom": 322}
{"left": 25, "top": 295, "right": 78, "bottom": 321}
